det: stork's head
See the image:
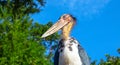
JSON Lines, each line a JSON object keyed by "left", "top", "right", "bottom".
{"left": 41, "top": 14, "right": 76, "bottom": 39}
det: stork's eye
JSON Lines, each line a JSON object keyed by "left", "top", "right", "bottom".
{"left": 58, "top": 15, "right": 66, "bottom": 20}
{"left": 62, "top": 15, "right": 66, "bottom": 20}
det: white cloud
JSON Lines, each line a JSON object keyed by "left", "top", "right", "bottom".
{"left": 45, "top": 0, "right": 111, "bottom": 20}
{"left": 59, "top": 0, "right": 111, "bottom": 17}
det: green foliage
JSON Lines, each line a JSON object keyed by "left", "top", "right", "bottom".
{"left": 0, "top": 0, "right": 45, "bottom": 19}
{"left": 0, "top": 0, "right": 60, "bottom": 65}
{"left": 91, "top": 48, "right": 120, "bottom": 65}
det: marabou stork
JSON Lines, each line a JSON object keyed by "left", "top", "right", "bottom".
{"left": 41, "top": 14, "right": 90, "bottom": 65}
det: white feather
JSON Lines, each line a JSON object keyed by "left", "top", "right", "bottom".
{"left": 59, "top": 39, "right": 82, "bottom": 65}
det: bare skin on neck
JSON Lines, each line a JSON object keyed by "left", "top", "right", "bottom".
{"left": 62, "top": 21, "right": 74, "bottom": 40}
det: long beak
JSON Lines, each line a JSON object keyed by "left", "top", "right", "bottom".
{"left": 41, "top": 19, "right": 69, "bottom": 38}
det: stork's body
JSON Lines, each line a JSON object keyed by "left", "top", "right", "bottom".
{"left": 41, "top": 14, "right": 90, "bottom": 65}
{"left": 56, "top": 38, "right": 82, "bottom": 65}
{"left": 54, "top": 38, "right": 90, "bottom": 65}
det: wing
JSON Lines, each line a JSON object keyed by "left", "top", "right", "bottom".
{"left": 78, "top": 45, "right": 90, "bottom": 65}
{"left": 54, "top": 39, "right": 64, "bottom": 65}
{"left": 54, "top": 49, "right": 59, "bottom": 65}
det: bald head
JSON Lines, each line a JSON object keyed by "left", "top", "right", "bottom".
{"left": 41, "top": 14, "right": 76, "bottom": 38}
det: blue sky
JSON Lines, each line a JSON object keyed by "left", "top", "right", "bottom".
{"left": 31, "top": 0, "right": 120, "bottom": 61}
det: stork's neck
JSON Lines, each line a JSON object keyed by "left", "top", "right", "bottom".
{"left": 62, "top": 22, "right": 74, "bottom": 40}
